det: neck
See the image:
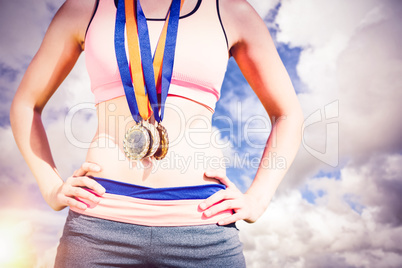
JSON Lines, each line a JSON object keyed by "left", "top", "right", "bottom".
{"left": 138, "top": 0, "right": 174, "bottom": 19}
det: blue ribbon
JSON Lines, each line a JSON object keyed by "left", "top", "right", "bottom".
{"left": 136, "top": 0, "right": 181, "bottom": 122}
{"left": 114, "top": 0, "right": 141, "bottom": 123}
{"left": 114, "top": 0, "right": 181, "bottom": 123}
{"left": 136, "top": 0, "right": 160, "bottom": 122}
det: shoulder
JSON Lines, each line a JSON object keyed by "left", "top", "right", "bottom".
{"left": 219, "top": 0, "right": 256, "bottom": 15}
{"left": 58, "top": 0, "right": 98, "bottom": 18}
{"left": 218, "top": 0, "right": 269, "bottom": 50}
{"left": 54, "top": 0, "right": 97, "bottom": 24}
{"left": 49, "top": 0, "right": 98, "bottom": 49}
{"left": 218, "top": 0, "right": 262, "bottom": 26}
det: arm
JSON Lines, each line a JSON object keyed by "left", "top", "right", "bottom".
{"left": 200, "top": 0, "right": 304, "bottom": 224}
{"left": 10, "top": 0, "right": 104, "bottom": 211}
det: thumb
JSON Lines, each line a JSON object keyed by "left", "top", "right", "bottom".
{"left": 73, "top": 162, "right": 101, "bottom": 177}
{"left": 204, "top": 170, "right": 234, "bottom": 188}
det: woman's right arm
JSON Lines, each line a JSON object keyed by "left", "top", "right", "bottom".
{"left": 9, "top": 0, "right": 105, "bottom": 211}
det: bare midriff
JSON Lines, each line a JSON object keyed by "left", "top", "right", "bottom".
{"left": 84, "top": 95, "right": 224, "bottom": 187}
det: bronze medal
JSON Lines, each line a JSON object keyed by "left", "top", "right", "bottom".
{"left": 154, "top": 123, "right": 169, "bottom": 160}
{"left": 123, "top": 122, "right": 150, "bottom": 160}
{"left": 143, "top": 120, "right": 160, "bottom": 158}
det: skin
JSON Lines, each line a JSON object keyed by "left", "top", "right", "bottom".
{"left": 10, "top": 0, "right": 303, "bottom": 225}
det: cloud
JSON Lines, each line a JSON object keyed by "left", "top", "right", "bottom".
{"left": 235, "top": 0, "right": 402, "bottom": 267}
{"left": 0, "top": 0, "right": 64, "bottom": 60}
{"left": 0, "top": 0, "right": 65, "bottom": 108}
{"left": 337, "top": 6, "right": 402, "bottom": 159}
{"left": 0, "top": 1, "right": 96, "bottom": 264}
{"left": 0, "top": 51, "right": 95, "bottom": 203}
{"left": 239, "top": 155, "right": 402, "bottom": 267}
{"left": 0, "top": 0, "right": 94, "bottom": 125}
{"left": 274, "top": 0, "right": 402, "bottom": 186}
{"left": 0, "top": 0, "right": 96, "bottom": 188}
{"left": 2, "top": 0, "right": 402, "bottom": 267}
{"left": 247, "top": 0, "right": 280, "bottom": 18}
{"left": 0, "top": 208, "right": 66, "bottom": 267}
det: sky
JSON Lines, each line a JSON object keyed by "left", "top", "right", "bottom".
{"left": 1, "top": 0, "right": 402, "bottom": 267}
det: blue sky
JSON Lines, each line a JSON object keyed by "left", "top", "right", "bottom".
{"left": 1, "top": 0, "right": 402, "bottom": 267}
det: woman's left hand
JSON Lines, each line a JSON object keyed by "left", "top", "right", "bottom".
{"left": 199, "top": 170, "right": 266, "bottom": 225}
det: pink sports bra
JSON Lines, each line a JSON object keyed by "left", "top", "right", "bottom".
{"left": 85, "top": 0, "right": 229, "bottom": 112}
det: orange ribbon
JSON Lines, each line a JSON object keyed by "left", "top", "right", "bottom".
{"left": 125, "top": 0, "right": 185, "bottom": 120}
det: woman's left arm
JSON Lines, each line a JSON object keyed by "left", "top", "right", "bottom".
{"left": 199, "top": 0, "right": 304, "bottom": 224}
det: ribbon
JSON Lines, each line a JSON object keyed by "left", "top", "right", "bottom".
{"left": 114, "top": 0, "right": 183, "bottom": 123}
{"left": 136, "top": 0, "right": 184, "bottom": 121}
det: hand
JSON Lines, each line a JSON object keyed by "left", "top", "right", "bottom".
{"left": 53, "top": 162, "right": 105, "bottom": 211}
{"left": 199, "top": 170, "right": 265, "bottom": 225}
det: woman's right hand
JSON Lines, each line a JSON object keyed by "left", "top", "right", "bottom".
{"left": 52, "top": 162, "right": 106, "bottom": 211}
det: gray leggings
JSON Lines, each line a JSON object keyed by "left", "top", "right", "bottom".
{"left": 55, "top": 210, "right": 246, "bottom": 267}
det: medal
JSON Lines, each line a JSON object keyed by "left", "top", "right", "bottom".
{"left": 123, "top": 120, "right": 160, "bottom": 160}
{"left": 115, "top": 0, "right": 183, "bottom": 160}
{"left": 154, "top": 123, "right": 169, "bottom": 160}
{"left": 123, "top": 122, "right": 151, "bottom": 160}
{"left": 143, "top": 120, "right": 160, "bottom": 157}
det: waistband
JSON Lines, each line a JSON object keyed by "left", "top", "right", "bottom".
{"left": 71, "top": 177, "right": 232, "bottom": 227}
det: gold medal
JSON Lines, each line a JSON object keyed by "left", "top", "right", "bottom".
{"left": 143, "top": 120, "right": 160, "bottom": 158}
{"left": 154, "top": 123, "right": 169, "bottom": 160}
{"left": 123, "top": 122, "right": 150, "bottom": 160}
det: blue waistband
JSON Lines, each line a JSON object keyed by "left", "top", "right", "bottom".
{"left": 91, "top": 177, "right": 226, "bottom": 200}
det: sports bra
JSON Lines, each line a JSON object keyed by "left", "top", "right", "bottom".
{"left": 85, "top": 0, "right": 229, "bottom": 112}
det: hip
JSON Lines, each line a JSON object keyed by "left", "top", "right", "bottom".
{"left": 71, "top": 176, "right": 231, "bottom": 226}
{"left": 56, "top": 209, "right": 246, "bottom": 267}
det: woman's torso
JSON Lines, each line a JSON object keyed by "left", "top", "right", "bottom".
{"left": 83, "top": 0, "right": 229, "bottom": 187}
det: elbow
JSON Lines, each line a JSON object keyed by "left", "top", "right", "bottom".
{"left": 9, "top": 96, "right": 41, "bottom": 131}
{"left": 271, "top": 105, "right": 304, "bottom": 127}
{"left": 293, "top": 105, "right": 305, "bottom": 126}
{"left": 46, "top": 198, "right": 66, "bottom": 211}
{"left": 9, "top": 98, "right": 20, "bottom": 131}
{"left": 287, "top": 99, "right": 305, "bottom": 126}
{"left": 44, "top": 186, "right": 66, "bottom": 212}
{"left": 49, "top": 203, "right": 66, "bottom": 212}
{"left": 271, "top": 104, "right": 304, "bottom": 143}
{"left": 288, "top": 104, "right": 304, "bottom": 135}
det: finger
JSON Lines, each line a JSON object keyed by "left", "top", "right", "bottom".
{"left": 73, "top": 162, "right": 102, "bottom": 177}
{"left": 63, "top": 196, "right": 88, "bottom": 210}
{"left": 217, "top": 213, "right": 244, "bottom": 226}
{"left": 199, "top": 187, "right": 242, "bottom": 211}
{"left": 70, "top": 176, "right": 106, "bottom": 196}
{"left": 199, "top": 190, "right": 226, "bottom": 210}
{"left": 204, "top": 169, "right": 225, "bottom": 179}
{"left": 66, "top": 186, "right": 101, "bottom": 203}
{"left": 204, "top": 170, "right": 236, "bottom": 188}
{"left": 203, "top": 199, "right": 241, "bottom": 218}
{"left": 200, "top": 187, "right": 244, "bottom": 211}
